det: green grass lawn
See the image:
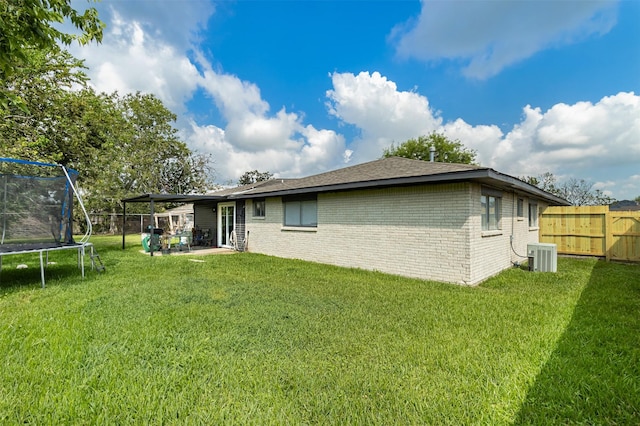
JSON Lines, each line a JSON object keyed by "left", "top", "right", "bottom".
{"left": 0, "top": 236, "right": 638, "bottom": 424}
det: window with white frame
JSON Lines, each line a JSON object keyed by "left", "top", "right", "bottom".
{"left": 253, "top": 199, "right": 265, "bottom": 217}
{"left": 283, "top": 196, "right": 317, "bottom": 227}
{"left": 481, "top": 188, "right": 502, "bottom": 231}
{"left": 517, "top": 198, "right": 524, "bottom": 218}
{"left": 528, "top": 202, "right": 538, "bottom": 228}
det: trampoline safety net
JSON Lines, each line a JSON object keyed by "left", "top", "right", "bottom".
{"left": 0, "top": 158, "right": 78, "bottom": 248}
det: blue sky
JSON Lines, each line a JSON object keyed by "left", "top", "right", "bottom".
{"left": 70, "top": 0, "right": 640, "bottom": 200}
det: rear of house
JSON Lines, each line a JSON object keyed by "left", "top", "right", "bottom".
{"left": 243, "top": 182, "right": 548, "bottom": 285}
{"left": 214, "top": 157, "right": 567, "bottom": 285}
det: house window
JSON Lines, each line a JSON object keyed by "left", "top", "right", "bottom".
{"left": 517, "top": 198, "right": 524, "bottom": 218}
{"left": 253, "top": 199, "right": 265, "bottom": 217}
{"left": 529, "top": 202, "right": 538, "bottom": 228}
{"left": 283, "top": 196, "right": 317, "bottom": 227}
{"left": 481, "top": 189, "right": 502, "bottom": 231}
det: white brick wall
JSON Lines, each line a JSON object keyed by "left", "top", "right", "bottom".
{"left": 247, "top": 183, "right": 474, "bottom": 284}
{"left": 468, "top": 187, "right": 547, "bottom": 284}
{"left": 245, "top": 183, "right": 548, "bottom": 285}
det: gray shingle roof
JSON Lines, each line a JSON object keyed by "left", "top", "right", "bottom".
{"left": 220, "top": 157, "right": 483, "bottom": 195}
{"left": 123, "top": 158, "right": 570, "bottom": 208}
{"left": 287, "top": 157, "right": 484, "bottom": 188}
{"left": 217, "top": 157, "right": 568, "bottom": 206}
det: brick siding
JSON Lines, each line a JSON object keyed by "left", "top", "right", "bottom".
{"left": 245, "top": 182, "right": 547, "bottom": 285}
{"left": 246, "top": 183, "right": 475, "bottom": 284}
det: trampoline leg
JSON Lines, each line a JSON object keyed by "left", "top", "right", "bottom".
{"left": 81, "top": 246, "right": 85, "bottom": 279}
{"left": 39, "top": 251, "right": 45, "bottom": 288}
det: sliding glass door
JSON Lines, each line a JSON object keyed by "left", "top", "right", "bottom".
{"left": 217, "top": 202, "right": 235, "bottom": 248}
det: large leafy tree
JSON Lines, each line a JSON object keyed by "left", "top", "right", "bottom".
{"left": 0, "top": 49, "right": 215, "bottom": 215}
{"left": 0, "top": 0, "right": 104, "bottom": 111}
{"left": 87, "top": 91, "right": 215, "bottom": 213}
{"left": 382, "top": 133, "right": 477, "bottom": 164}
{"left": 0, "top": 47, "right": 92, "bottom": 163}
{"left": 520, "top": 172, "right": 558, "bottom": 194}
{"left": 238, "top": 170, "right": 273, "bottom": 185}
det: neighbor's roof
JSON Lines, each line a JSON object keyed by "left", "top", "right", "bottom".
{"left": 121, "top": 193, "right": 226, "bottom": 203}
{"left": 222, "top": 157, "right": 570, "bottom": 206}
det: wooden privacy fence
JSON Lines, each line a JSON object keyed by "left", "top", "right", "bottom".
{"left": 540, "top": 206, "right": 640, "bottom": 262}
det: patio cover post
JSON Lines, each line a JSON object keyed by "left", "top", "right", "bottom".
{"left": 150, "top": 198, "right": 155, "bottom": 256}
{"left": 122, "top": 201, "right": 126, "bottom": 250}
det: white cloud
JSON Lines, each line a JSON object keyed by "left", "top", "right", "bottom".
{"left": 70, "top": 6, "right": 348, "bottom": 184}
{"left": 299, "top": 126, "right": 347, "bottom": 174}
{"left": 440, "top": 119, "right": 503, "bottom": 165}
{"left": 70, "top": 12, "right": 201, "bottom": 113}
{"left": 197, "top": 61, "right": 270, "bottom": 120}
{"left": 194, "top": 63, "right": 346, "bottom": 175}
{"left": 186, "top": 121, "right": 345, "bottom": 183}
{"left": 324, "top": 71, "right": 640, "bottom": 200}
{"left": 391, "top": 0, "right": 618, "bottom": 79}
{"left": 490, "top": 92, "right": 640, "bottom": 175}
{"left": 469, "top": 91, "right": 640, "bottom": 200}
{"left": 326, "top": 71, "right": 442, "bottom": 162}
{"left": 78, "top": 0, "right": 215, "bottom": 51}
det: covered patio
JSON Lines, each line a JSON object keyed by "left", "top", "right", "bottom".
{"left": 121, "top": 193, "right": 223, "bottom": 256}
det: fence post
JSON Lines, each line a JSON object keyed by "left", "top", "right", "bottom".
{"left": 605, "top": 206, "right": 613, "bottom": 262}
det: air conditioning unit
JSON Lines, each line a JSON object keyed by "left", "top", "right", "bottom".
{"left": 527, "top": 243, "right": 557, "bottom": 272}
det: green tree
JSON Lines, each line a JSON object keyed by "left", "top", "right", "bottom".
{"left": 159, "top": 153, "right": 216, "bottom": 195}
{"left": 0, "top": 47, "right": 92, "bottom": 164}
{"left": 238, "top": 170, "right": 273, "bottom": 185}
{"left": 0, "top": 0, "right": 104, "bottom": 111}
{"left": 521, "top": 173, "right": 615, "bottom": 206}
{"left": 88, "top": 92, "right": 215, "bottom": 214}
{"left": 0, "top": 50, "right": 215, "bottom": 215}
{"left": 382, "top": 133, "right": 477, "bottom": 164}
{"left": 1, "top": 45, "right": 216, "bottom": 216}
{"left": 520, "top": 172, "right": 558, "bottom": 195}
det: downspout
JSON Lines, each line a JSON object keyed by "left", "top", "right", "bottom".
{"left": 510, "top": 191, "right": 527, "bottom": 261}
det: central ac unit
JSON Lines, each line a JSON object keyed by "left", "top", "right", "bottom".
{"left": 527, "top": 243, "right": 557, "bottom": 272}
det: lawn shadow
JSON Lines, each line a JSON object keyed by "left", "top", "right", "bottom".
{"left": 514, "top": 260, "right": 640, "bottom": 424}
{"left": 0, "top": 263, "right": 84, "bottom": 292}
{"left": 0, "top": 245, "right": 98, "bottom": 293}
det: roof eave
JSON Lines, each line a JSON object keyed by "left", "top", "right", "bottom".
{"left": 230, "top": 169, "right": 570, "bottom": 206}
{"left": 483, "top": 170, "right": 571, "bottom": 206}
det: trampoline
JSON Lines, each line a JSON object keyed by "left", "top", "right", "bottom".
{"left": 0, "top": 158, "right": 96, "bottom": 287}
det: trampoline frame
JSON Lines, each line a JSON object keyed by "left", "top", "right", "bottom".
{"left": 0, "top": 158, "right": 94, "bottom": 287}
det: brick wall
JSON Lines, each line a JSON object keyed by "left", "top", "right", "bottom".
{"left": 468, "top": 187, "right": 547, "bottom": 284}
{"left": 246, "top": 183, "right": 475, "bottom": 284}
{"left": 245, "top": 182, "right": 552, "bottom": 285}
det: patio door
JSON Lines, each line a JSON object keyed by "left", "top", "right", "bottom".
{"left": 218, "top": 202, "right": 235, "bottom": 248}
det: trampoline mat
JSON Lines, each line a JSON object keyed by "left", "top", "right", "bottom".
{"left": 0, "top": 242, "right": 82, "bottom": 254}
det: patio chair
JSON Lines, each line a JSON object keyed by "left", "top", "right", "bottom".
{"left": 176, "top": 231, "right": 192, "bottom": 252}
